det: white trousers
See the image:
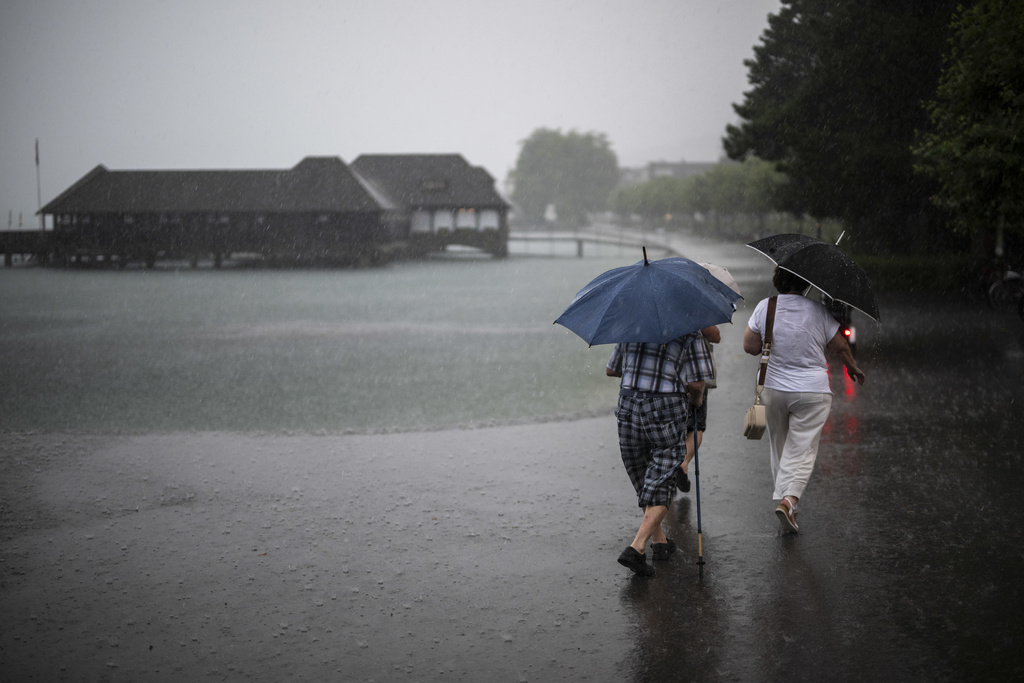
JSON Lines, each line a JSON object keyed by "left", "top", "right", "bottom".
{"left": 763, "top": 387, "right": 832, "bottom": 501}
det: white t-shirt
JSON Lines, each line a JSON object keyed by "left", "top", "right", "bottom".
{"left": 748, "top": 294, "right": 840, "bottom": 394}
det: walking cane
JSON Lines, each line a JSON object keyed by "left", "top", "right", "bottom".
{"left": 692, "top": 408, "right": 705, "bottom": 578}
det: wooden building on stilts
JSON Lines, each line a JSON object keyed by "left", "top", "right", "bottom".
{"left": 17, "top": 154, "right": 509, "bottom": 268}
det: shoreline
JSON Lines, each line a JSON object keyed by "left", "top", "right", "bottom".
{"left": 0, "top": 406, "right": 618, "bottom": 439}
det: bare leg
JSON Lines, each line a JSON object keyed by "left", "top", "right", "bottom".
{"left": 681, "top": 430, "right": 704, "bottom": 474}
{"left": 630, "top": 505, "right": 668, "bottom": 553}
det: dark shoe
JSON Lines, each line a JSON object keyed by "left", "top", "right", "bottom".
{"left": 675, "top": 469, "right": 691, "bottom": 493}
{"left": 776, "top": 498, "right": 799, "bottom": 533}
{"left": 651, "top": 538, "right": 677, "bottom": 561}
{"left": 617, "top": 546, "right": 656, "bottom": 576}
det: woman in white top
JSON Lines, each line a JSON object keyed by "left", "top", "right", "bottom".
{"left": 743, "top": 268, "right": 865, "bottom": 533}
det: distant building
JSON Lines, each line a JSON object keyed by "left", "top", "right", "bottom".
{"left": 31, "top": 155, "right": 509, "bottom": 267}
{"left": 351, "top": 154, "right": 509, "bottom": 258}
{"left": 618, "top": 159, "right": 724, "bottom": 187}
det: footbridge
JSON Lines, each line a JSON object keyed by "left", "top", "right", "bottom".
{"left": 507, "top": 227, "right": 681, "bottom": 258}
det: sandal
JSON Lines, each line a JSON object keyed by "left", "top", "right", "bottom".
{"left": 775, "top": 497, "right": 799, "bottom": 533}
{"left": 617, "top": 546, "right": 656, "bottom": 576}
{"left": 651, "top": 538, "right": 677, "bottom": 561}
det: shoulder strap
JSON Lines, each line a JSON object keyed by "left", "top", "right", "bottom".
{"left": 755, "top": 296, "right": 778, "bottom": 394}
{"left": 764, "top": 295, "right": 777, "bottom": 345}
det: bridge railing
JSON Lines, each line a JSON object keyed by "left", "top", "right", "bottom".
{"left": 507, "top": 227, "right": 679, "bottom": 257}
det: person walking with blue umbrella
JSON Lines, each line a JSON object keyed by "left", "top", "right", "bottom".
{"left": 606, "top": 333, "right": 714, "bottom": 576}
{"left": 556, "top": 251, "right": 740, "bottom": 576}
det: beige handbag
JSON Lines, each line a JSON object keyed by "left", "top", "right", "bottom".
{"left": 743, "top": 403, "right": 766, "bottom": 439}
{"left": 743, "top": 296, "right": 777, "bottom": 440}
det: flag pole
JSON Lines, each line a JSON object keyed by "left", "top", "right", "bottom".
{"left": 36, "top": 138, "right": 44, "bottom": 231}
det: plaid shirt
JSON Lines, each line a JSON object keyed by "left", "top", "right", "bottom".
{"left": 607, "top": 332, "right": 713, "bottom": 394}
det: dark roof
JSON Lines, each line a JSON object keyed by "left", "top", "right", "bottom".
{"left": 350, "top": 154, "right": 508, "bottom": 210}
{"left": 39, "top": 157, "right": 381, "bottom": 214}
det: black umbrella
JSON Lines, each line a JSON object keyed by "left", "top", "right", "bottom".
{"left": 747, "top": 234, "right": 881, "bottom": 321}
{"left": 744, "top": 233, "right": 821, "bottom": 264}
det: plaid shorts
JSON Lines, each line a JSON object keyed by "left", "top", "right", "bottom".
{"left": 615, "top": 394, "right": 688, "bottom": 508}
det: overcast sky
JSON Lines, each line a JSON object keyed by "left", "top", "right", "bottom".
{"left": 0, "top": 0, "right": 780, "bottom": 222}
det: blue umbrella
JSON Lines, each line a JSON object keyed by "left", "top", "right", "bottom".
{"left": 554, "top": 250, "right": 743, "bottom": 345}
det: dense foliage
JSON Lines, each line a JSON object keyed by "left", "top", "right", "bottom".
{"left": 509, "top": 128, "right": 619, "bottom": 226}
{"left": 608, "top": 157, "right": 794, "bottom": 235}
{"left": 913, "top": 0, "right": 1024, "bottom": 253}
{"left": 723, "top": 0, "right": 962, "bottom": 253}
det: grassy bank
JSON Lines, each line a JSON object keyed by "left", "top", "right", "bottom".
{"left": 855, "top": 252, "right": 975, "bottom": 292}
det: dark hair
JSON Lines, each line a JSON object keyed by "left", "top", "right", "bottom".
{"left": 773, "top": 267, "right": 809, "bottom": 294}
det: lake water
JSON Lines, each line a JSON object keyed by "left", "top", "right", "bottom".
{"left": 1, "top": 242, "right": 661, "bottom": 433}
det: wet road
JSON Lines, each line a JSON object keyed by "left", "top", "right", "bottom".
{"left": 615, "top": 241, "right": 1024, "bottom": 681}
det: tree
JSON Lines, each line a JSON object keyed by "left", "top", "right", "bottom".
{"left": 723, "top": 0, "right": 961, "bottom": 253}
{"left": 609, "top": 158, "right": 787, "bottom": 232}
{"left": 510, "top": 128, "right": 619, "bottom": 226}
{"left": 703, "top": 158, "right": 784, "bottom": 216}
{"left": 913, "top": 0, "right": 1024, "bottom": 257}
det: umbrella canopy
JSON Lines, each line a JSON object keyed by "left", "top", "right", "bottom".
{"left": 554, "top": 254, "right": 743, "bottom": 345}
{"left": 699, "top": 262, "right": 741, "bottom": 296}
{"left": 744, "top": 233, "right": 821, "bottom": 264}
{"left": 746, "top": 234, "right": 880, "bottom": 321}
